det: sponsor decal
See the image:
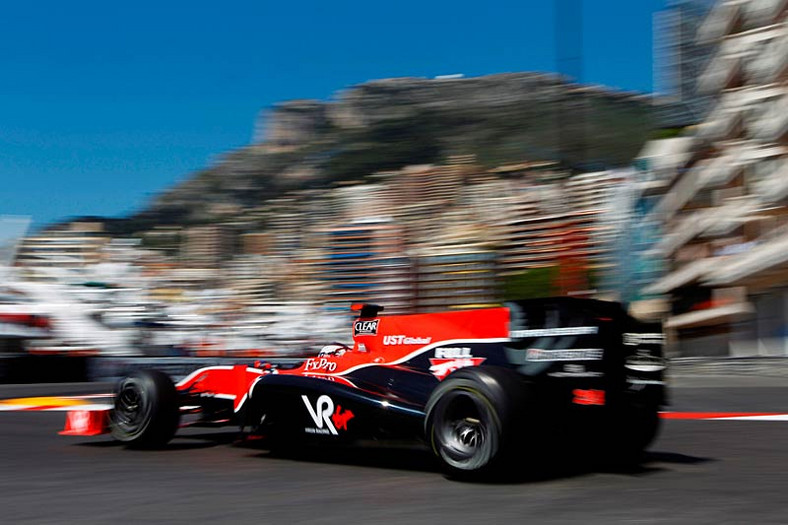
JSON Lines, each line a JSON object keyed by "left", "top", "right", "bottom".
{"left": 510, "top": 326, "right": 598, "bottom": 338}
{"left": 354, "top": 319, "right": 380, "bottom": 336}
{"left": 434, "top": 347, "right": 472, "bottom": 358}
{"left": 301, "top": 395, "right": 354, "bottom": 435}
{"left": 382, "top": 335, "right": 432, "bottom": 346}
{"left": 304, "top": 358, "right": 338, "bottom": 372}
{"left": 303, "top": 375, "right": 358, "bottom": 389}
{"left": 59, "top": 409, "right": 110, "bottom": 436}
{"left": 429, "top": 357, "right": 486, "bottom": 380}
{"left": 526, "top": 348, "right": 603, "bottom": 362}
{"left": 625, "top": 355, "right": 667, "bottom": 372}
{"left": 332, "top": 405, "right": 354, "bottom": 431}
{"left": 626, "top": 377, "right": 666, "bottom": 386}
{"left": 572, "top": 389, "right": 605, "bottom": 406}
{"left": 304, "top": 374, "right": 336, "bottom": 382}
{"left": 548, "top": 364, "right": 604, "bottom": 378}
{"left": 623, "top": 333, "right": 665, "bottom": 346}
{"left": 66, "top": 410, "right": 91, "bottom": 433}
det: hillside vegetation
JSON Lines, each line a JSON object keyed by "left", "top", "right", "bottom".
{"left": 113, "top": 73, "right": 657, "bottom": 234}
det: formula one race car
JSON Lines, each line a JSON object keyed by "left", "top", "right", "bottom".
{"left": 62, "top": 299, "right": 667, "bottom": 479}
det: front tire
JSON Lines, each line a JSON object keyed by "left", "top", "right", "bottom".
{"left": 425, "top": 367, "right": 529, "bottom": 480}
{"left": 110, "top": 369, "right": 180, "bottom": 448}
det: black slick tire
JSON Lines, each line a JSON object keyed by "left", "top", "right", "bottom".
{"left": 619, "top": 400, "right": 661, "bottom": 463}
{"left": 603, "top": 395, "right": 661, "bottom": 467}
{"left": 110, "top": 369, "right": 180, "bottom": 448}
{"left": 424, "top": 366, "right": 530, "bottom": 480}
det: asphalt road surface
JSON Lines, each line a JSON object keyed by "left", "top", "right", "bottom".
{"left": 1, "top": 377, "right": 786, "bottom": 524}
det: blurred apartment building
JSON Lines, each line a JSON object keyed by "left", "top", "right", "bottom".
{"left": 310, "top": 158, "right": 490, "bottom": 313}
{"left": 320, "top": 220, "right": 412, "bottom": 315}
{"left": 0, "top": 216, "right": 31, "bottom": 267}
{"left": 646, "top": 0, "right": 788, "bottom": 356}
{"left": 409, "top": 202, "right": 500, "bottom": 312}
{"left": 593, "top": 138, "right": 695, "bottom": 325}
{"left": 17, "top": 221, "right": 110, "bottom": 272}
{"left": 237, "top": 157, "right": 621, "bottom": 312}
{"left": 413, "top": 243, "right": 498, "bottom": 312}
{"left": 604, "top": 138, "right": 694, "bottom": 315}
{"left": 222, "top": 255, "right": 277, "bottom": 308}
{"left": 384, "top": 159, "right": 473, "bottom": 245}
{"left": 497, "top": 209, "right": 595, "bottom": 275}
{"left": 491, "top": 170, "right": 619, "bottom": 291}
{"left": 565, "top": 171, "right": 626, "bottom": 211}
{"left": 654, "top": 0, "right": 718, "bottom": 125}
{"left": 11, "top": 158, "right": 635, "bottom": 317}
{"left": 181, "top": 225, "right": 231, "bottom": 268}
{"left": 564, "top": 170, "right": 627, "bottom": 277}
{"left": 240, "top": 232, "right": 272, "bottom": 256}
{"left": 260, "top": 197, "right": 304, "bottom": 256}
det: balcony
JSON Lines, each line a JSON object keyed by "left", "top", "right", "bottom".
{"left": 655, "top": 160, "right": 709, "bottom": 223}
{"left": 706, "top": 222, "right": 788, "bottom": 285}
{"left": 698, "top": 143, "right": 750, "bottom": 189}
{"left": 697, "top": 1, "right": 743, "bottom": 44}
{"left": 749, "top": 92, "right": 788, "bottom": 141}
{"left": 701, "top": 196, "right": 759, "bottom": 237}
{"left": 665, "top": 302, "right": 755, "bottom": 330}
{"left": 697, "top": 95, "right": 743, "bottom": 142}
{"left": 643, "top": 259, "right": 709, "bottom": 295}
{"left": 746, "top": 31, "right": 788, "bottom": 83}
{"left": 743, "top": 0, "right": 788, "bottom": 26}
{"left": 698, "top": 42, "right": 744, "bottom": 94}
{"left": 654, "top": 209, "right": 712, "bottom": 257}
{"left": 753, "top": 155, "right": 788, "bottom": 202}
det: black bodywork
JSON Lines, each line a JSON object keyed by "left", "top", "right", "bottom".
{"left": 242, "top": 298, "right": 666, "bottom": 447}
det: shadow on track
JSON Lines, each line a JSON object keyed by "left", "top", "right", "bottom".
{"left": 573, "top": 450, "right": 714, "bottom": 479}
{"left": 252, "top": 443, "right": 441, "bottom": 474}
{"left": 242, "top": 439, "right": 715, "bottom": 483}
{"left": 74, "top": 431, "right": 714, "bottom": 483}
{"left": 645, "top": 450, "right": 712, "bottom": 465}
{"left": 76, "top": 430, "right": 242, "bottom": 450}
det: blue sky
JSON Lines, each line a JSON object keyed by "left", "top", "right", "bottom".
{"left": 1, "top": 0, "right": 666, "bottom": 228}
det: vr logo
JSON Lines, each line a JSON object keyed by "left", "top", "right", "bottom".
{"left": 302, "top": 395, "right": 338, "bottom": 435}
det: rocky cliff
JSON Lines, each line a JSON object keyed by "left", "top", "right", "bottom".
{"left": 122, "top": 72, "right": 658, "bottom": 233}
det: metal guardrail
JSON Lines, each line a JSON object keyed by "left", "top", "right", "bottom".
{"left": 669, "top": 356, "right": 788, "bottom": 377}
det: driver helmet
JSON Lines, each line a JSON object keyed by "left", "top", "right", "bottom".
{"left": 318, "top": 343, "right": 350, "bottom": 357}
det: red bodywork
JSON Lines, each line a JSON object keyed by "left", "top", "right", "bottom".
{"left": 63, "top": 307, "right": 511, "bottom": 435}
{"left": 177, "top": 307, "right": 510, "bottom": 411}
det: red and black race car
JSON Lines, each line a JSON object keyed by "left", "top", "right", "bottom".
{"left": 63, "top": 298, "right": 667, "bottom": 479}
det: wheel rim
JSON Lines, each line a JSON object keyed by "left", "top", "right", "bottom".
{"left": 453, "top": 417, "right": 484, "bottom": 453}
{"left": 113, "top": 379, "right": 151, "bottom": 435}
{"left": 432, "top": 389, "right": 496, "bottom": 471}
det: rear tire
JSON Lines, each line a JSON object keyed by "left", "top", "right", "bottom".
{"left": 110, "top": 369, "right": 180, "bottom": 448}
{"left": 625, "top": 400, "right": 660, "bottom": 457}
{"left": 606, "top": 398, "right": 661, "bottom": 466}
{"left": 425, "top": 366, "right": 530, "bottom": 480}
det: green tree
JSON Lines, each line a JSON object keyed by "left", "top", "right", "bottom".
{"left": 501, "top": 267, "right": 559, "bottom": 301}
